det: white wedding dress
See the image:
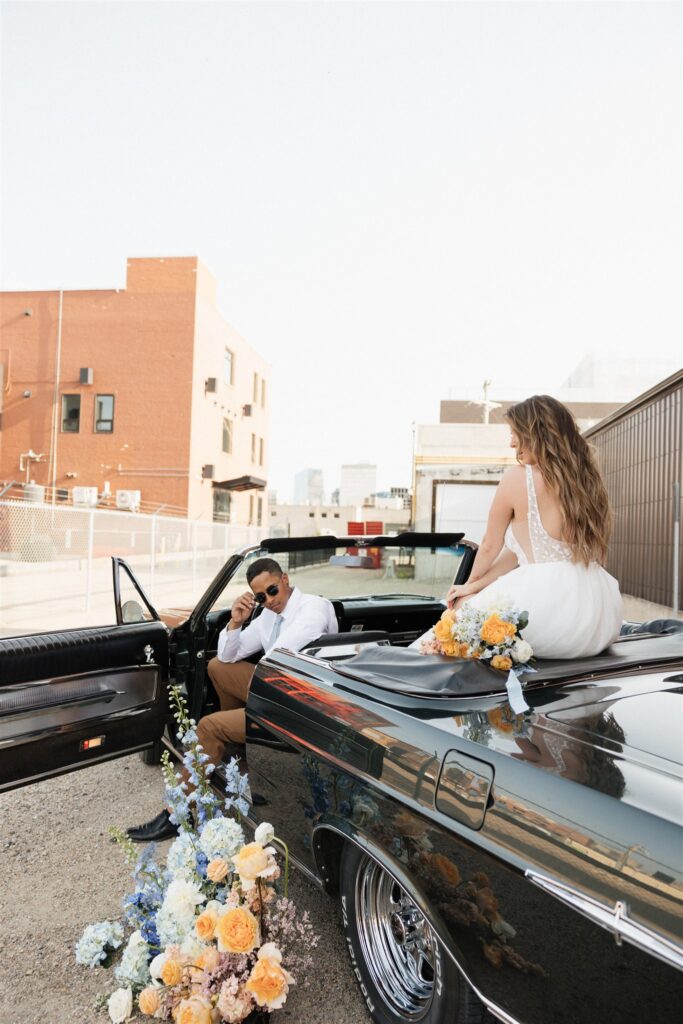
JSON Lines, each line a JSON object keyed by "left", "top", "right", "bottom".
{"left": 464, "top": 465, "right": 623, "bottom": 658}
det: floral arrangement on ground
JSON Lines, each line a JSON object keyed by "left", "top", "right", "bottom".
{"left": 75, "top": 686, "right": 318, "bottom": 1023}
{"left": 420, "top": 596, "right": 533, "bottom": 670}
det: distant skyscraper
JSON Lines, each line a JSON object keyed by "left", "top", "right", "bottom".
{"left": 293, "top": 468, "right": 324, "bottom": 505}
{"left": 340, "top": 463, "right": 377, "bottom": 507}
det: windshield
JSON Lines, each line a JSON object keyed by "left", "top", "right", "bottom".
{"left": 210, "top": 543, "right": 467, "bottom": 613}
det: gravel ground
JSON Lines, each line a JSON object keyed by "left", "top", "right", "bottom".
{"left": 0, "top": 755, "right": 372, "bottom": 1024}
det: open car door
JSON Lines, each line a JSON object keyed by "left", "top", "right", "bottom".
{"left": 0, "top": 558, "right": 169, "bottom": 792}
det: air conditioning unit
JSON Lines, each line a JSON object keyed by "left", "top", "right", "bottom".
{"left": 116, "top": 489, "right": 141, "bottom": 511}
{"left": 72, "top": 486, "right": 99, "bottom": 507}
{"left": 202, "top": 465, "right": 215, "bottom": 480}
{"left": 205, "top": 377, "right": 217, "bottom": 393}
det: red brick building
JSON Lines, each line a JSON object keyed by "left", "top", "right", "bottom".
{"left": 0, "top": 258, "right": 270, "bottom": 522}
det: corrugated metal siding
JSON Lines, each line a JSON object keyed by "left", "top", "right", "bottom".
{"left": 585, "top": 371, "right": 683, "bottom": 609}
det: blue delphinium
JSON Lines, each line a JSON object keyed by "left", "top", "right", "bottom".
{"left": 75, "top": 920, "right": 124, "bottom": 968}
{"left": 223, "top": 755, "right": 250, "bottom": 818}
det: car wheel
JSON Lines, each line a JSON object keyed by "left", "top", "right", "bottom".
{"left": 139, "top": 739, "right": 163, "bottom": 766}
{"left": 340, "top": 842, "right": 485, "bottom": 1024}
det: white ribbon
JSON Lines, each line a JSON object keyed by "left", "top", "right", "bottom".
{"left": 506, "top": 669, "right": 530, "bottom": 714}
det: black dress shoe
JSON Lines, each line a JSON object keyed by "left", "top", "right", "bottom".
{"left": 126, "top": 808, "right": 179, "bottom": 843}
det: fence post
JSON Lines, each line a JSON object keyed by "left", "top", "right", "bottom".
{"left": 85, "top": 508, "right": 95, "bottom": 611}
{"left": 673, "top": 481, "right": 681, "bottom": 616}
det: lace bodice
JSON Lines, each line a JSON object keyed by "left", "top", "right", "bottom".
{"left": 506, "top": 465, "right": 573, "bottom": 565}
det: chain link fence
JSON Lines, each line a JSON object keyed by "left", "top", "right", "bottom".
{"left": 0, "top": 499, "right": 265, "bottom": 636}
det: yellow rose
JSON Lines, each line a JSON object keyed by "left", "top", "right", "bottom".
{"left": 487, "top": 707, "right": 515, "bottom": 733}
{"left": 161, "top": 958, "right": 183, "bottom": 986}
{"left": 138, "top": 987, "right": 160, "bottom": 1015}
{"left": 206, "top": 858, "right": 229, "bottom": 883}
{"left": 481, "top": 614, "right": 516, "bottom": 646}
{"left": 194, "top": 946, "right": 220, "bottom": 973}
{"left": 232, "top": 842, "right": 270, "bottom": 882}
{"left": 245, "top": 956, "right": 290, "bottom": 1010}
{"left": 491, "top": 655, "right": 513, "bottom": 671}
{"left": 195, "top": 908, "right": 218, "bottom": 941}
{"left": 176, "top": 996, "right": 213, "bottom": 1024}
{"left": 215, "top": 906, "right": 259, "bottom": 953}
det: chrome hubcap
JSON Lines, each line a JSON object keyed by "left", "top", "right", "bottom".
{"left": 355, "top": 856, "right": 436, "bottom": 1020}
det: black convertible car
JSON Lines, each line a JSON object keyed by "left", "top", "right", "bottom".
{"left": 1, "top": 533, "right": 682, "bottom": 1024}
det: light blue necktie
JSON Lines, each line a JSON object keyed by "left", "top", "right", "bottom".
{"left": 267, "top": 614, "right": 284, "bottom": 650}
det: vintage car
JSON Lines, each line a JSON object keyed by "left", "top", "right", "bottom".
{"left": 1, "top": 533, "right": 682, "bottom": 1024}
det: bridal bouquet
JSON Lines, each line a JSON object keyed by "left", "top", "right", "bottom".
{"left": 75, "top": 686, "right": 317, "bottom": 1023}
{"left": 420, "top": 598, "right": 533, "bottom": 670}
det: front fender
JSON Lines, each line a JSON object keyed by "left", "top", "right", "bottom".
{"left": 311, "top": 816, "right": 520, "bottom": 1024}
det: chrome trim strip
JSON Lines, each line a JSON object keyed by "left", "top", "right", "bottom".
{"left": 526, "top": 869, "right": 683, "bottom": 972}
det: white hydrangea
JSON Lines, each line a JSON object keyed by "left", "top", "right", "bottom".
{"left": 198, "top": 816, "right": 245, "bottom": 862}
{"left": 166, "top": 832, "right": 199, "bottom": 881}
{"left": 156, "top": 879, "right": 205, "bottom": 948}
{"left": 75, "top": 920, "right": 125, "bottom": 968}
{"left": 114, "top": 930, "right": 150, "bottom": 988}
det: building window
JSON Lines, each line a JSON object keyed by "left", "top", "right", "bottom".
{"left": 61, "top": 394, "right": 81, "bottom": 432}
{"left": 257, "top": 497, "right": 263, "bottom": 525}
{"left": 249, "top": 494, "right": 254, "bottom": 524}
{"left": 222, "top": 418, "right": 233, "bottom": 454}
{"left": 224, "top": 349, "right": 235, "bottom": 386}
{"left": 258, "top": 437, "right": 264, "bottom": 466}
{"left": 213, "top": 489, "right": 231, "bottom": 523}
{"left": 251, "top": 433, "right": 256, "bottom": 462}
{"left": 261, "top": 378, "right": 266, "bottom": 408}
{"left": 253, "top": 372, "right": 259, "bottom": 402}
{"left": 94, "top": 394, "right": 114, "bottom": 432}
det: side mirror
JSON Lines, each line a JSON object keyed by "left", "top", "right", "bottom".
{"left": 121, "top": 599, "right": 146, "bottom": 624}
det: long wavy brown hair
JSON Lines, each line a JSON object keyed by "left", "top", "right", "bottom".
{"left": 504, "top": 395, "right": 612, "bottom": 565}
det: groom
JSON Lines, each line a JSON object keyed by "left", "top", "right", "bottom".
{"left": 127, "top": 557, "right": 338, "bottom": 842}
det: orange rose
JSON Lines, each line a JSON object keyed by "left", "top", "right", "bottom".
{"left": 176, "top": 996, "right": 213, "bottom": 1024}
{"left": 430, "top": 853, "right": 461, "bottom": 886}
{"left": 491, "top": 655, "right": 513, "bottom": 671}
{"left": 206, "top": 858, "right": 229, "bottom": 883}
{"left": 161, "top": 957, "right": 183, "bottom": 986}
{"left": 138, "top": 987, "right": 160, "bottom": 1015}
{"left": 487, "top": 708, "right": 515, "bottom": 733}
{"left": 440, "top": 639, "right": 459, "bottom": 657}
{"left": 215, "top": 906, "right": 259, "bottom": 953}
{"left": 481, "top": 614, "right": 517, "bottom": 646}
{"left": 195, "top": 908, "right": 218, "bottom": 941}
{"left": 433, "top": 612, "right": 455, "bottom": 644}
{"left": 245, "top": 945, "right": 293, "bottom": 1011}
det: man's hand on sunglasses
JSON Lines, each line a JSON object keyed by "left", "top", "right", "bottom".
{"left": 228, "top": 591, "right": 257, "bottom": 628}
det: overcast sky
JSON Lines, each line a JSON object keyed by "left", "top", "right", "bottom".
{"left": 2, "top": 1, "right": 681, "bottom": 500}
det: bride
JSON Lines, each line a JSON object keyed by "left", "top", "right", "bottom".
{"left": 444, "top": 394, "right": 623, "bottom": 659}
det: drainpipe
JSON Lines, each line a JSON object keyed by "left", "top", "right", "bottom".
{"left": 50, "top": 289, "right": 64, "bottom": 507}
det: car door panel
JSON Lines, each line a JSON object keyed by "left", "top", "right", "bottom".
{"left": 0, "top": 621, "right": 169, "bottom": 792}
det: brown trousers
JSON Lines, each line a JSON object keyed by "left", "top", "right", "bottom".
{"left": 194, "top": 657, "right": 254, "bottom": 769}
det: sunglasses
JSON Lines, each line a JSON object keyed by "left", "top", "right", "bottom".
{"left": 253, "top": 584, "right": 280, "bottom": 605}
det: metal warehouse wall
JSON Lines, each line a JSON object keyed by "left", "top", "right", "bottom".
{"left": 585, "top": 370, "right": 683, "bottom": 611}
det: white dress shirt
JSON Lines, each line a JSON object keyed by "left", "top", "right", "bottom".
{"left": 216, "top": 586, "right": 338, "bottom": 662}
